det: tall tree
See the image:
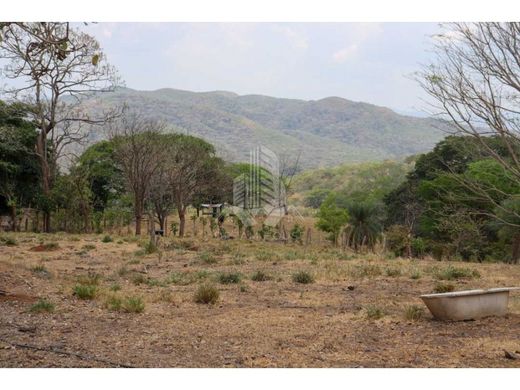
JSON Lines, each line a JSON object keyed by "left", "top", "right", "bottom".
{"left": 0, "top": 22, "right": 121, "bottom": 231}
{"left": 165, "top": 134, "right": 224, "bottom": 237}
{"left": 109, "top": 113, "right": 168, "bottom": 235}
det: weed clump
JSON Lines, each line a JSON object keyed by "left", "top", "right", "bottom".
{"left": 292, "top": 271, "right": 314, "bottom": 284}
{"left": 194, "top": 284, "right": 219, "bottom": 304}
{"left": 385, "top": 267, "right": 401, "bottom": 277}
{"left": 101, "top": 235, "right": 113, "bottom": 243}
{"left": 122, "top": 296, "right": 145, "bottom": 313}
{"left": 251, "top": 270, "right": 272, "bottom": 282}
{"left": 365, "top": 305, "right": 385, "bottom": 320}
{"left": 31, "top": 264, "right": 51, "bottom": 278}
{"left": 433, "top": 282, "right": 455, "bottom": 293}
{"left": 73, "top": 284, "right": 97, "bottom": 300}
{"left": 30, "top": 298, "right": 54, "bottom": 313}
{"left": 77, "top": 272, "right": 102, "bottom": 286}
{"left": 198, "top": 251, "right": 218, "bottom": 264}
{"left": 435, "top": 266, "right": 480, "bottom": 281}
{"left": 404, "top": 305, "right": 424, "bottom": 321}
{"left": 349, "top": 264, "right": 382, "bottom": 278}
{"left": 218, "top": 272, "right": 241, "bottom": 284}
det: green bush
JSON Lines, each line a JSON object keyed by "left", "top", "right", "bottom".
{"left": 73, "top": 284, "right": 97, "bottom": 300}
{"left": 410, "top": 269, "right": 422, "bottom": 280}
{"left": 30, "top": 298, "right": 54, "bottom": 313}
{"left": 290, "top": 224, "right": 304, "bottom": 244}
{"left": 251, "top": 270, "right": 272, "bottom": 282}
{"left": 0, "top": 236, "right": 17, "bottom": 246}
{"left": 404, "top": 305, "right": 424, "bottom": 321}
{"left": 109, "top": 283, "right": 121, "bottom": 292}
{"left": 101, "top": 235, "right": 113, "bottom": 243}
{"left": 292, "top": 271, "right": 314, "bottom": 284}
{"left": 194, "top": 284, "right": 220, "bottom": 305}
{"left": 411, "top": 237, "right": 426, "bottom": 257}
{"left": 218, "top": 272, "right": 241, "bottom": 284}
{"left": 82, "top": 244, "right": 96, "bottom": 251}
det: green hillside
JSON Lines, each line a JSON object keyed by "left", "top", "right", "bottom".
{"left": 87, "top": 87, "right": 447, "bottom": 169}
{"left": 290, "top": 159, "right": 415, "bottom": 207}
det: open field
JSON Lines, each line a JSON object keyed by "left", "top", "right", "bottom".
{"left": 1, "top": 232, "right": 520, "bottom": 367}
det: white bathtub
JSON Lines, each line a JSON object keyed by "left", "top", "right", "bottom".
{"left": 420, "top": 288, "right": 519, "bottom": 321}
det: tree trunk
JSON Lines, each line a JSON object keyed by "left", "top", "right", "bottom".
{"left": 135, "top": 214, "right": 142, "bottom": 235}
{"left": 10, "top": 204, "right": 16, "bottom": 232}
{"left": 511, "top": 234, "right": 520, "bottom": 264}
{"left": 178, "top": 207, "right": 186, "bottom": 237}
{"left": 36, "top": 133, "right": 52, "bottom": 233}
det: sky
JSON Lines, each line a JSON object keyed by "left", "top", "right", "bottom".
{"left": 81, "top": 23, "right": 442, "bottom": 114}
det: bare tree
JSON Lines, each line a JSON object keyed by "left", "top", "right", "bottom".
{"left": 421, "top": 23, "right": 520, "bottom": 184}
{"left": 0, "top": 22, "right": 121, "bottom": 231}
{"left": 109, "top": 113, "right": 168, "bottom": 235}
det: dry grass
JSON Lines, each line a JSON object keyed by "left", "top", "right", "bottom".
{"left": 1, "top": 231, "right": 520, "bottom": 367}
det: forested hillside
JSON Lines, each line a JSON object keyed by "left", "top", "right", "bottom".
{"left": 87, "top": 87, "right": 447, "bottom": 168}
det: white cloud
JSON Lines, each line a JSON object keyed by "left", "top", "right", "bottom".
{"left": 272, "top": 25, "right": 308, "bottom": 50}
{"left": 332, "top": 44, "right": 358, "bottom": 63}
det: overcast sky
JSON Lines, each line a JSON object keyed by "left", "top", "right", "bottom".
{"left": 81, "top": 23, "right": 442, "bottom": 113}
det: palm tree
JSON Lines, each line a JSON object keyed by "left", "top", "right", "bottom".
{"left": 344, "top": 203, "right": 383, "bottom": 251}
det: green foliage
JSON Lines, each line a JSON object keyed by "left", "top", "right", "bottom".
{"left": 294, "top": 160, "right": 414, "bottom": 208}
{"left": 122, "top": 296, "right": 145, "bottom": 313}
{"left": 290, "top": 224, "right": 304, "bottom": 244}
{"left": 101, "top": 235, "right": 113, "bottom": 243}
{"left": 30, "top": 298, "right": 55, "bottom": 313}
{"left": 194, "top": 284, "right": 220, "bottom": 305}
{"left": 384, "top": 135, "right": 520, "bottom": 262}
{"left": 292, "top": 271, "right": 314, "bottom": 284}
{"left": 386, "top": 225, "right": 411, "bottom": 257}
{"left": 73, "top": 284, "right": 97, "bottom": 300}
{"left": 0, "top": 236, "right": 17, "bottom": 246}
{"left": 344, "top": 202, "right": 383, "bottom": 250}
{"left": 315, "top": 193, "right": 349, "bottom": 244}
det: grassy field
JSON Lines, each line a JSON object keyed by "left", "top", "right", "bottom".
{"left": 1, "top": 231, "right": 520, "bottom": 367}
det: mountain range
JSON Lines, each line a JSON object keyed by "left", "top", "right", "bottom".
{"left": 88, "top": 87, "right": 448, "bottom": 169}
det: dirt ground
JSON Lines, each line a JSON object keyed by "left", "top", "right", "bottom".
{"left": 1, "top": 231, "right": 520, "bottom": 367}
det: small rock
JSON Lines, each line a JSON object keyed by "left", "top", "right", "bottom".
{"left": 504, "top": 350, "right": 519, "bottom": 360}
